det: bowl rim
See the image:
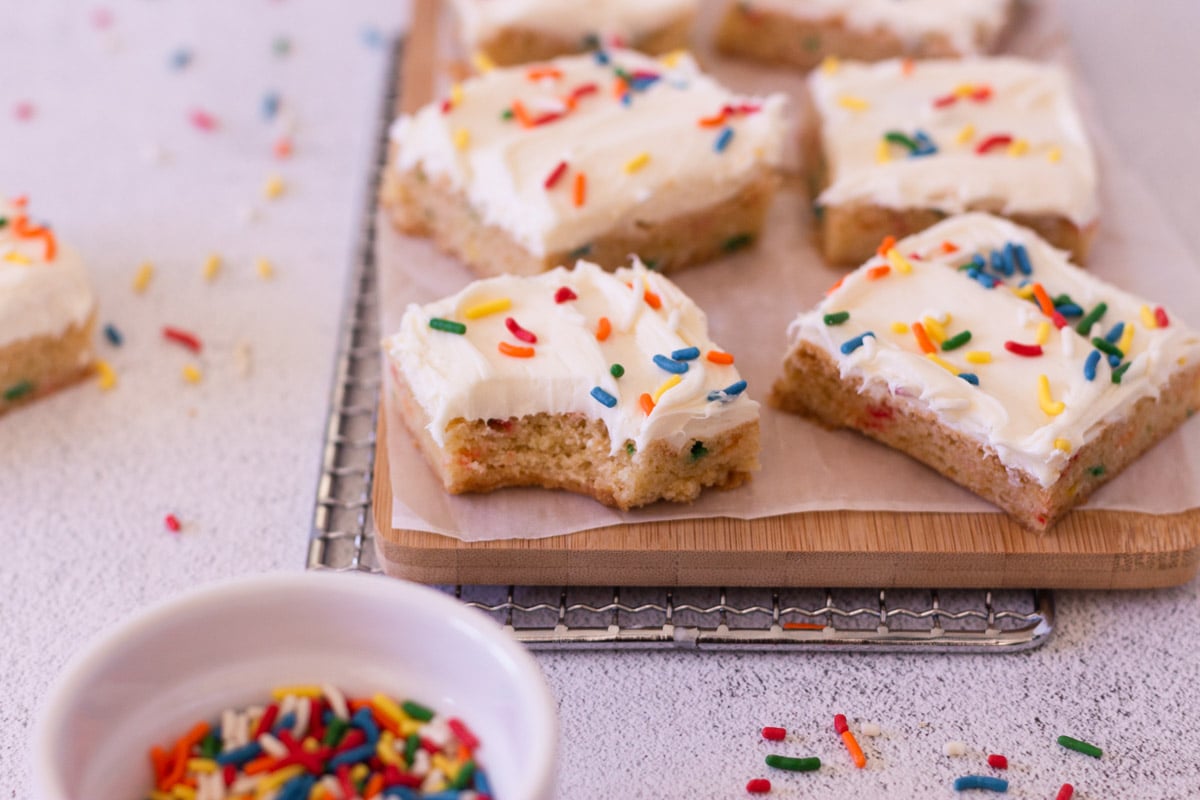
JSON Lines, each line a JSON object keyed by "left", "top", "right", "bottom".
{"left": 31, "top": 571, "right": 557, "bottom": 800}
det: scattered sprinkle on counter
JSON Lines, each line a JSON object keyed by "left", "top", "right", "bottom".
{"left": 263, "top": 174, "right": 286, "bottom": 200}
{"left": 256, "top": 257, "right": 275, "bottom": 280}
{"left": 163, "top": 514, "right": 181, "bottom": 533}
{"left": 133, "top": 262, "right": 155, "bottom": 293}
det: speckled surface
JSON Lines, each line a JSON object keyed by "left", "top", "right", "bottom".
{"left": 3, "top": 1, "right": 1200, "bottom": 799}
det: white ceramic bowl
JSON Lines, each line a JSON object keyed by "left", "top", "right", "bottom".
{"left": 33, "top": 572, "right": 557, "bottom": 800}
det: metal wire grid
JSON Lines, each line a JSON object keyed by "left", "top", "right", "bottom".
{"left": 305, "top": 38, "right": 1056, "bottom": 653}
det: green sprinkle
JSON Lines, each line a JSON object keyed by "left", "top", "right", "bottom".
{"left": 0, "top": 217, "right": 7, "bottom": 229}
{"left": 569, "top": 243, "right": 593, "bottom": 259}
{"left": 200, "top": 733, "right": 220, "bottom": 759}
{"left": 1091, "top": 337, "right": 1123, "bottom": 358}
{"left": 625, "top": 442, "right": 636, "bottom": 455}
{"left": 429, "top": 317, "right": 466, "bottom": 334}
{"left": 802, "top": 35, "right": 821, "bottom": 52}
{"left": 1075, "top": 302, "right": 1108, "bottom": 335}
{"left": 766, "top": 754, "right": 821, "bottom": 772}
{"left": 1057, "top": 735, "right": 1103, "bottom": 759}
{"left": 613, "top": 67, "right": 631, "bottom": 81}
{"left": 404, "top": 732, "right": 421, "bottom": 765}
{"left": 272, "top": 36, "right": 292, "bottom": 56}
{"left": 3, "top": 380, "right": 33, "bottom": 402}
{"left": 322, "top": 716, "right": 348, "bottom": 747}
{"left": 1112, "top": 362, "right": 1132, "bottom": 384}
{"left": 812, "top": 203, "right": 825, "bottom": 222}
{"left": 1054, "top": 293, "right": 1075, "bottom": 306}
{"left": 690, "top": 441, "right": 708, "bottom": 460}
{"left": 722, "top": 233, "right": 754, "bottom": 252}
{"left": 884, "top": 130, "right": 918, "bottom": 152}
{"left": 452, "top": 760, "right": 476, "bottom": 790}
{"left": 610, "top": 363, "right": 625, "bottom": 378}
{"left": 1089, "top": 465, "right": 1106, "bottom": 477}
{"left": 644, "top": 259, "right": 660, "bottom": 271}
{"left": 582, "top": 33, "right": 601, "bottom": 49}
{"left": 501, "top": 108, "right": 514, "bottom": 121}
{"left": 823, "top": 311, "right": 850, "bottom": 326}
{"left": 402, "top": 700, "right": 434, "bottom": 722}
{"left": 941, "top": 330, "right": 973, "bottom": 351}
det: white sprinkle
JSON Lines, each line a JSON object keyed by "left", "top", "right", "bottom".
{"left": 944, "top": 740, "right": 967, "bottom": 757}
{"left": 861, "top": 722, "right": 882, "bottom": 737}
{"left": 233, "top": 341, "right": 253, "bottom": 377}
{"left": 221, "top": 709, "right": 237, "bottom": 749}
{"left": 412, "top": 748, "right": 432, "bottom": 776}
{"left": 421, "top": 717, "right": 452, "bottom": 748}
{"left": 292, "top": 695, "right": 311, "bottom": 739}
{"left": 235, "top": 711, "right": 251, "bottom": 748}
{"left": 319, "top": 776, "right": 343, "bottom": 799}
{"left": 322, "top": 683, "right": 350, "bottom": 720}
{"left": 422, "top": 769, "right": 446, "bottom": 793}
{"left": 1061, "top": 328, "right": 1076, "bottom": 358}
{"left": 279, "top": 694, "right": 297, "bottom": 717}
{"left": 230, "top": 775, "right": 259, "bottom": 795}
{"left": 258, "top": 732, "right": 288, "bottom": 758}
{"left": 634, "top": 187, "right": 653, "bottom": 203}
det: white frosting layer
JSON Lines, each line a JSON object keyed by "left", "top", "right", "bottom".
{"left": 391, "top": 49, "right": 788, "bottom": 258}
{"left": 747, "top": 0, "right": 1010, "bottom": 55}
{"left": 789, "top": 213, "right": 1200, "bottom": 487}
{"left": 387, "top": 259, "right": 759, "bottom": 455}
{"left": 0, "top": 200, "right": 94, "bottom": 348}
{"left": 810, "top": 57, "right": 1098, "bottom": 226}
{"left": 450, "top": 0, "right": 697, "bottom": 48}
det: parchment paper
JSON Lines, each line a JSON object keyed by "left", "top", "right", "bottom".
{"left": 379, "top": 0, "right": 1200, "bottom": 540}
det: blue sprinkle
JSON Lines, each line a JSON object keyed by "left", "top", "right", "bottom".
{"left": 383, "top": 788, "right": 419, "bottom": 800}
{"left": 629, "top": 75, "right": 660, "bottom": 91}
{"left": 1108, "top": 353, "right": 1122, "bottom": 368}
{"left": 1003, "top": 242, "right": 1018, "bottom": 276}
{"left": 671, "top": 346, "right": 700, "bottom": 361}
{"left": 714, "top": 126, "right": 734, "bottom": 153}
{"left": 653, "top": 354, "right": 689, "bottom": 374}
{"left": 1084, "top": 350, "right": 1101, "bottom": 381}
{"left": 422, "top": 793, "right": 462, "bottom": 800}
{"left": 321, "top": 709, "right": 334, "bottom": 724}
{"left": 360, "top": 25, "right": 386, "bottom": 49}
{"left": 474, "top": 768, "right": 493, "bottom": 795}
{"left": 706, "top": 380, "right": 748, "bottom": 403}
{"left": 912, "top": 129, "right": 938, "bottom": 156}
{"left": 966, "top": 268, "right": 998, "bottom": 289}
{"left": 970, "top": 253, "right": 986, "bottom": 270}
{"left": 273, "top": 712, "right": 295, "bottom": 735}
{"left": 278, "top": 775, "right": 316, "bottom": 800}
{"left": 262, "top": 91, "right": 280, "bottom": 120}
{"left": 327, "top": 742, "right": 376, "bottom": 769}
{"left": 989, "top": 249, "right": 1008, "bottom": 276}
{"left": 840, "top": 331, "right": 875, "bottom": 355}
{"left": 169, "top": 48, "right": 192, "bottom": 70}
{"left": 958, "top": 372, "right": 979, "bottom": 386}
{"left": 590, "top": 386, "right": 617, "bottom": 408}
{"left": 1013, "top": 243, "right": 1033, "bottom": 275}
{"left": 215, "top": 741, "right": 262, "bottom": 767}
{"left": 620, "top": 92, "right": 632, "bottom": 107}
{"left": 103, "top": 323, "right": 123, "bottom": 346}
{"left": 351, "top": 706, "right": 379, "bottom": 743}
{"left": 1056, "top": 302, "right": 1083, "bottom": 317}
{"left": 594, "top": 49, "right": 610, "bottom": 65}
{"left": 953, "top": 775, "right": 1008, "bottom": 792}
{"left": 1105, "top": 321, "right": 1125, "bottom": 343}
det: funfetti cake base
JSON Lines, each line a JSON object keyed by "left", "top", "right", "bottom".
{"left": 772, "top": 213, "right": 1200, "bottom": 531}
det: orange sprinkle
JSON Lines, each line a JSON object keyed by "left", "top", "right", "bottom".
{"left": 595, "top": 316, "right": 612, "bottom": 341}
{"left": 510, "top": 99, "right": 533, "bottom": 127}
{"left": 149, "top": 746, "right": 170, "bottom": 783}
{"left": 1031, "top": 282, "right": 1055, "bottom": 316}
{"left": 866, "top": 265, "right": 891, "bottom": 281}
{"left": 911, "top": 321, "right": 936, "bottom": 354}
{"left": 876, "top": 235, "right": 896, "bottom": 257}
{"left": 639, "top": 393, "right": 655, "bottom": 415}
{"left": 941, "top": 241, "right": 959, "bottom": 254}
{"left": 573, "top": 172, "right": 586, "bottom": 207}
{"left": 613, "top": 77, "right": 628, "bottom": 99}
{"left": 458, "top": 742, "right": 472, "bottom": 762}
{"left": 526, "top": 66, "right": 563, "bottom": 81}
{"left": 498, "top": 341, "right": 535, "bottom": 358}
{"left": 783, "top": 621, "right": 825, "bottom": 631}
{"left": 13, "top": 215, "right": 57, "bottom": 260}
{"left": 698, "top": 111, "right": 727, "bottom": 128}
{"left": 706, "top": 351, "right": 735, "bottom": 365}
{"left": 826, "top": 276, "right": 845, "bottom": 295}
{"left": 364, "top": 773, "right": 385, "bottom": 799}
{"left": 159, "top": 739, "right": 188, "bottom": 790}
{"left": 901, "top": 57, "right": 916, "bottom": 75}
{"left": 643, "top": 289, "right": 662, "bottom": 309}
{"left": 243, "top": 755, "right": 276, "bottom": 775}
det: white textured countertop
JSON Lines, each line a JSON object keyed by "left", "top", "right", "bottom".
{"left": 3, "top": 1, "right": 1199, "bottom": 798}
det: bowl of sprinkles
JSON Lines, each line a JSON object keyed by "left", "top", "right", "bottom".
{"left": 33, "top": 573, "right": 557, "bottom": 800}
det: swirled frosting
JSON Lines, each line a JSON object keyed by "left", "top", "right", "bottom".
{"left": 788, "top": 213, "right": 1200, "bottom": 487}
{"left": 450, "top": 0, "right": 697, "bottom": 50}
{"left": 386, "top": 259, "right": 759, "bottom": 455}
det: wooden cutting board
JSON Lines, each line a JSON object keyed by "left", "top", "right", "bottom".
{"left": 372, "top": 0, "right": 1200, "bottom": 590}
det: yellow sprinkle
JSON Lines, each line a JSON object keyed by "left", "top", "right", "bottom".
{"left": 350, "top": 764, "right": 370, "bottom": 784}
{"left": 1179, "top": 357, "right": 1188, "bottom": 366}
{"left": 837, "top": 94, "right": 869, "bottom": 111}
{"left": 875, "top": 139, "right": 891, "bottom": 164}
{"left": 96, "top": 360, "right": 117, "bottom": 390}
{"left": 653, "top": 374, "right": 682, "bottom": 402}
{"left": 432, "top": 754, "right": 459, "bottom": 782}
{"left": 377, "top": 732, "right": 401, "bottom": 766}
{"left": 1037, "top": 374, "right": 1065, "bottom": 416}
{"left": 133, "top": 262, "right": 154, "bottom": 293}
{"left": 302, "top": 738, "right": 320, "bottom": 753}
{"left": 956, "top": 124, "right": 976, "bottom": 145}
{"left": 186, "top": 758, "right": 219, "bottom": 773}
{"left": 1140, "top": 304, "right": 1158, "bottom": 329}
{"left": 624, "top": 152, "right": 650, "bottom": 173}
{"left": 2, "top": 250, "right": 31, "bottom": 264}
{"left": 659, "top": 49, "right": 687, "bottom": 68}
{"left": 453, "top": 128, "right": 470, "bottom": 151}
{"left": 1117, "top": 322, "right": 1134, "bottom": 356}
{"left": 1012, "top": 284, "right": 1035, "bottom": 299}
{"left": 1007, "top": 138, "right": 1029, "bottom": 157}
{"left": 1036, "top": 320, "right": 1051, "bottom": 345}
{"left": 471, "top": 51, "right": 495, "bottom": 73}
{"left": 149, "top": 792, "right": 173, "bottom": 800}
{"left": 463, "top": 297, "right": 512, "bottom": 319}
{"left": 399, "top": 717, "right": 423, "bottom": 737}
{"left": 271, "top": 685, "right": 323, "bottom": 700}
{"left": 450, "top": 83, "right": 464, "bottom": 106}
{"left": 1054, "top": 438, "right": 1072, "bottom": 453}
{"left": 820, "top": 55, "right": 840, "bottom": 75}
{"left": 256, "top": 764, "right": 304, "bottom": 794}
{"left": 926, "top": 353, "right": 957, "bottom": 374}
{"left": 954, "top": 83, "right": 976, "bottom": 97}
{"left": 202, "top": 253, "right": 221, "bottom": 282}
{"left": 372, "top": 693, "right": 407, "bottom": 726}
{"left": 171, "top": 786, "right": 195, "bottom": 800}
{"left": 922, "top": 316, "right": 947, "bottom": 343}
{"left": 263, "top": 174, "right": 286, "bottom": 200}
{"left": 891, "top": 322, "right": 909, "bottom": 334}
{"left": 182, "top": 364, "right": 203, "bottom": 384}
{"left": 965, "top": 350, "right": 992, "bottom": 365}
{"left": 886, "top": 248, "right": 913, "bottom": 275}
{"left": 1047, "top": 146, "right": 1063, "bottom": 163}
{"left": 256, "top": 257, "right": 275, "bottom": 280}
{"left": 311, "top": 787, "right": 328, "bottom": 800}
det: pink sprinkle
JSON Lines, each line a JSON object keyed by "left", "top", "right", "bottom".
{"left": 505, "top": 317, "right": 537, "bottom": 344}
{"left": 164, "top": 514, "right": 182, "bottom": 533}
{"left": 987, "top": 754, "right": 1008, "bottom": 769}
{"left": 554, "top": 286, "right": 577, "bottom": 303}
{"left": 189, "top": 109, "right": 218, "bottom": 131}
{"left": 91, "top": 7, "right": 114, "bottom": 29}
{"left": 14, "top": 102, "right": 35, "bottom": 121}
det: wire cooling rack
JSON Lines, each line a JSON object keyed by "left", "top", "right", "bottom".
{"left": 306, "top": 39, "right": 1055, "bottom": 653}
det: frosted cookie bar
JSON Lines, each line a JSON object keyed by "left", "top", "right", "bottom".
{"left": 1, "top": 196, "right": 95, "bottom": 415}
{"left": 451, "top": 0, "right": 697, "bottom": 67}
{"left": 384, "top": 49, "right": 788, "bottom": 276}
{"left": 807, "top": 57, "right": 1098, "bottom": 265}
{"left": 771, "top": 214, "right": 1200, "bottom": 531}
{"left": 716, "top": 0, "right": 1012, "bottom": 70}
{"left": 386, "top": 259, "right": 760, "bottom": 509}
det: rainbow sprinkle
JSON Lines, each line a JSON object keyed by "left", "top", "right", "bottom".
{"left": 590, "top": 386, "right": 617, "bottom": 408}
{"left": 840, "top": 332, "right": 875, "bottom": 355}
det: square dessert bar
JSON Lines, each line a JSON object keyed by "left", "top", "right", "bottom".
{"left": 0, "top": 197, "right": 96, "bottom": 415}
{"left": 384, "top": 49, "right": 788, "bottom": 277}
{"left": 807, "top": 57, "right": 1098, "bottom": 266}
{"left": 716, "top": 0, "right": 1012, "bottom": 70}
{"left": 451, "top": 0, "right": 697, "bottom": 67}
{"left": 385, "top": 259, "right": 760, "bottom": 510}
{"left": 771, "top": 213, "right": 1200, "bottom": 531}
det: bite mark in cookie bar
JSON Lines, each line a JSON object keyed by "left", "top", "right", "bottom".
{"left": 386, "top": 260, "right": 760, "bottom": 510}
{"left": 807, "top": 58, "right": 1098, "bottom": 265}
{"left": 0, "top": 197, "right": 96, "bottom": 415}
{"left": 716, "top": 0, "right": 1012, "bottom": 70}
{"left": 386, "top": 49, "right": 788, "bottom": 276}
{"left": 771, "top": 214, "right": 1200, "bottom": 531}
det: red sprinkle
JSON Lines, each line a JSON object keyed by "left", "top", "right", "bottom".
{"left": 570, "top": 83, "right": 598, "bottom": 100}
{"left": 1056, "top": 784, "right": 1074, "bottom": 800}
{"left": 1155, "top": 306, "right": 1170, "bottom": 328}
{"left": 971, "top": 85, "right": 993, "bottom": 102}
{"left": 987, "top": 754, "right": 1008, "bottom": 769}
{"left": 975, "top": 134, "right": 1013, "bottom": 155}
{"left": 833, "top": 714, "right": 849, "bottom": 735}
{"left": 164, "top": 514, "right": 181, "bottom": 533}
{"left": 222, "top": 764, "right": 236, "bottom": 787}
{"left": 1004, "top": 340, "right": 1043, "bottom": 357}
{"left": 189, "top": 109, "right": 218, "bottom": 131}
{"left": 1051, "top": 311, "right": 1068, "bottom": 330}
{"left": 252, "top": 703, "right": 279, "bottom": 738}
{"left": 14, "top": 101, "right": 35, "bottom": 121}
{"left": 554, "top": 286, "right": 577, "bottom": 303}
{"left": 933, "top": 93, "right": 958, "bottom": 109}
{"left": 163, "top": 326, "right": 203, "bottom": 353}
{"left": 544, "top": 160, "right": 569, "bottom": 189}
{"left": 746, "top": 778, "right": 771, "bottom": 794}
{"left": 505, "top": 317, "right": 537, "bottom": 344}
{"left": 448, "top": 717, "right": 480, "bottom": 750}
{"left": 440, "top": 99, "right": 453, "bottom": 114}
{"left": 761, "top": 726, "right": 786, "bottom": 741}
